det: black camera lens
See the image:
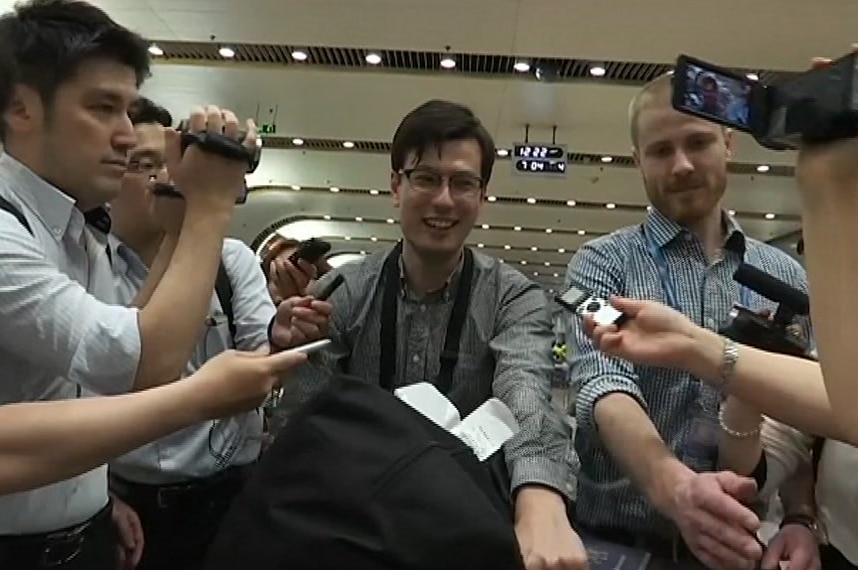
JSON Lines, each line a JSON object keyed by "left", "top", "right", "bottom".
{"left": 585, "top": 301, "right": 602, "bottom": 313}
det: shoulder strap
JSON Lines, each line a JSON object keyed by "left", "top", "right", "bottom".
{"left": 215, "top": 260, "right": 237, "bottom": 345}
{"left": 811, "top": 436, "right": 825, "bottom": 481}
{"left": 0, "top": 195, "right": 33, "bottom": 235}
{"left": 378, "top": 243, "right": 475, "bottom": 395}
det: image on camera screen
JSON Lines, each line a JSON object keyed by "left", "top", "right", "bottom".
{"left": 681, "top": 64, "right": 752, "bottom": 129}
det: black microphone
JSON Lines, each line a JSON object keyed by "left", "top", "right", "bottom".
{"left": 734, "top": 263, "right": 809, "bottom": 316}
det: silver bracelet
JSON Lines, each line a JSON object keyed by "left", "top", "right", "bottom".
{"left": 718, "top": 406, "right": 762, "bottom": 438}
{"left": 717, "top": 336, "right": 739, "bottom": 391}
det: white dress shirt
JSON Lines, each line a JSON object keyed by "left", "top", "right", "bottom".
{"left": 759, "top": 418, "right": 858, "bottom": 564}
{"left": 109, "top": 237, "right": 274, "bottom": 484}
{"left": 0, "top": 154, "right": 141, "bottom": 534}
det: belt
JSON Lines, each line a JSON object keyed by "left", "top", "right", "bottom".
{"left": 578, "top": 524, "right": 694, "bottom": 562}
{"left": 0, "top": 501, "right": 113, "bottom": 567}
{"left": 110, "top": 463, "right": 254, "bottom": 511}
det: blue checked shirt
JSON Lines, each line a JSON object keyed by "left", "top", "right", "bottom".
{"left": 566, "top": 208, "right": 810, "bottom": 537}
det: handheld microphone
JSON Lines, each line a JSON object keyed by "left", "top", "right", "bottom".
{"left": 733, "top": 263, "right": 809, "bottom": 325}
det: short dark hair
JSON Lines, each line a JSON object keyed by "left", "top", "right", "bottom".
{"left": 0, "top": 0, "right": 151, "bottom": 139}
{"left": 391, "top": 99, "right": 495, "bottom": 185}
{"left": 129, "top": 96, "right": 172, "bottom": 127}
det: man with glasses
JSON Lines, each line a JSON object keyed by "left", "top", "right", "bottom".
{"left": 274, "top": 99, "right": 586, "bottom": 570}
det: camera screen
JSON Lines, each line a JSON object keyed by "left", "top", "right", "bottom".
{"left": 679, "top": 64, "right": 752, "bottom": 129}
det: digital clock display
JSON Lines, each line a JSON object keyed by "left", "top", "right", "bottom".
{"left": 512, "top": 143, "right": 568, "bottom": 178}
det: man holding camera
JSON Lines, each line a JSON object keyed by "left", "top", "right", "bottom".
{"left": 105, "top": 96, "right": 330, "bottom": 570}
{"left": 0, "top": 2, "right": 310, "bottom": 569}
{"left": 566, "top": 74, "right": 815, "bottom": 570}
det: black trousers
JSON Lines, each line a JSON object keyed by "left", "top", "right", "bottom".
{"left": 112, "top": 465, "right": 253, "bottom": 570}
{"left": 821, "top": 544, "right": 857, "bottom": 570}
{"left": 0, "top": 502, "right": 117, "bottom": 570}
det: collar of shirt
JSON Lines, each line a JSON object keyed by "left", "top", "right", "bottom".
{"left": 644, "top": 206, "right": 747, "bottom": 255}
{"left": 397, "top": 250, "right": 464, "bottom": 302}
{"left": 108, "top": 234, "right": 148, "bottom": 280}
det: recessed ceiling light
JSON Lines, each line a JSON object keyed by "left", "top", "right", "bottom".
{"left": 646, "top": 205, "right": 653, "bottom": 211}
{"left": 513, "top": 61, "right": 530, "bottom": 73}
{"left": 440, "top": 56, "right": 456, "bottom": 69}
{"left": 558, "top": 248, "right": 566, "bottom": 253}
{"left": 504, "top": 245, "right": 511, "bottom": 250}
{"left": 148, "top": 44, "right": 164, "bottom": 56}
{"left": 746, "top": 72, "right": 759, "bottom": 81}
{"left": 531, "top": 246, "right": 538, "bottom": 251}
{"left": 553, "top": 273, "right": 559, "bottom": 278}
{"left": 355, "top": 216, "right": 363, "bottom": 222}
{"left": 386, "top": 218, "right": 395, "bottom": 224}
{"left": 496, "top": 149, "right": 509, "bottom": 157}
{"left": 291, "top": 49, "right": 308, "bottom": 61}
{"left": 606, "top": 203, "right": 616, "bottom": 209}
{"left": 330, "top": 187, "right": 340, "bottom": 193}
{"left": 526, "top": 197, "right": 537, "bottom": 204}
{"left": 323, "top": 215, "right": 331, "bottom": 220}
{"left": 487, "top": 196, "right": 497, "bottom": 202}
{"left": 589, "top": 64, "right": 606, "bottom": 77}
{"left": 548, "top": 289, "right": 555, "bottom": 294}
{"left": 520, "top": 260, "right": 527, "bottom": 265}
{"left": 545, "top": 228, "right": 552, "bottom": 233}
{"left": 365, "top": 52, "right": 382, "bottom": 65}
{"left": 514, "top": 226, "right": 522, "bottom": 231}
{"left": 566, "top": 200, "right": 576, "bottom": 207}
{"left": 756, "top": 164, "right": 770, "bottom": 173}
{"left": 360, "top": 250, "right": 366, "bottom": 255}
{"left": 533, "top": 271, "right": 539, "bottom": 277}
{"left": 371, "top": 236, "right": 378, "bottom": 242}
{"left": 765, "top": 213, "right": 776, "bottom": 219}
{"left": 369, "top": 189, "right": 380, "bottom": 195}
{"left": 344, "top": 236, "right": 351, "bottom": 240}
{"left": 601, "top": 155, "right": 613, "bottom": 163}
{"left": 291, "top": 138, "right": 304, "bottom": 146}
{"left": 218, "top": 46, "right": 235, "bottom": 58}
{"left": 477, "top": 243, "right": 484, "bottom": 248}
{"left": 577, "top": 230, "right": 586, "bottom": 236}
{"left": 499, "top": 259, "right": 504, "bottom": 263}
{"left": 728, "top": 209, "right": 736, "bottom": 216}
{"left": 481, "top": 223, "right": 490, "bottom": 229}
{"left": 290, "top": 184, "right": 301, "bottom": 190}
{"left": 544, "top": 261, "right": 551, "bottom": 266}
{"left": 342, "top": 141, "right": 355, "bottom": 149}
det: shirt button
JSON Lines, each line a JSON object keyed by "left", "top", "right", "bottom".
{"left": 412, "top": 355, "right": 420, "bottom": 363}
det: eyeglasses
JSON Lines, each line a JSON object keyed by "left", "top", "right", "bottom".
{"left": 400, "top": 168, "right": 484, "bottom": 198}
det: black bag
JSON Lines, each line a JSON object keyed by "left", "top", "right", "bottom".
{"left": 204, "top": 375, "right": 525, "bottom": 570}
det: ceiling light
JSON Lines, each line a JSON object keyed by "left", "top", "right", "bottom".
{"left": 504, "top": 245, "right": 511, "bottom": 250}
{"left": 355, "top": 216, "right": 363, "bottom": 222}
{"left": 566, "top": 200, "right": 576, "bottom": 207}
{"left": 487, "top": 196, "right": 497, "bottom": 202}
{"left": 533, "top": 271, "right": 539, "bottom": 277}
{"left": 342, "top": 141, "right": 355, "bottom": 149}
{"left": 548, "top": 289, "right": 555, "bottom": 294}
{"left": 330, "top": 186, "right": 340, "bottom": 193}
{"left": 370, "top": 236, "right": 378, "bottom": 242}
{"left": 369, "top": 189, "right": 380, "bottom": 195}
{"left": 589, "top": 64, "right": 606, "bottom": 77}
{"left": 290, "top": 184, "right": 301, "bottom": 190}
{"left": 514, "top": 226, "right": 522, "bottom": 231}
{"left": 481, "top": 223, "right": 490, "bottom": 229}
{"left": 544, "top": 262, "right": 551, "bottom": 266}
{"left": 148, "top": 44, "right": 164, "bottom": 56}
{"left": 513, "top": 61, "right": 531, "bottom": 73}
{"left": 386, "top": 218, "right": 394, "bottom": 224}
{"left": 545, "top": 228, "right": 552, "bottom": 233}
{"left": 765, "top": 213, "right": 776, "bottom": 220}
{"left": 440, "top": 56, "right": 456, "bottom": 69}
{"left": 291, "top": 49, "right": 308, "bottom": 61}
{"left": 218, "top": 46, "right": 235, "bottom": 58}
{"left": 365, "top": 52, "right": 382, "bottom": 65}
{"left": 558, "top": 248, "right": 566, "bottom": 253}
{"left": 499, "top": 259, "right": 504, "bottom": 264}
{"left": 600, "top": 155, "right": 613, "bottom": 163}
{"left": 360, "top": 250, "right": 366, "bottom": 255}
{"left": 553, "top": 273, "right": 559, "bottom": 278}
{"left": 577, "top": 230, "right": 586, "bottom": 236}
{"left": 646, "top": 205, "right": 653, "bottom": 211}
{"left": 477, "top": 243, "right": 484, "bottom": 248}
{"left": 520, "top": 260, "right": 527, "bottom": 265}
{"left": 746, "top": 73, "right": 759, "bottom": 81}
{"left": 291, "top": 138, "right": 304, "bottom": 146}
{"left": 323, "top": 215, "right": 331, "bottom": 220}
{"left": 756, "top": 164, "right": 770, "bottom": 173}
{"left": 526, "top": 198, "right": 537, "bottom": 204}
{"left": 496, "top": 149, "right": 509, "bottom": 157}
{"left": 344, "top": 236, "right": 351, "bottom": 240}
{"left": 606, "top": 203, "right": 616, "bottom": 209}
{"left": 531, "top": 246, "right": 538, "bottom": 251}
{"left": 728, "top": 209, "right": 736, "bottom": 216}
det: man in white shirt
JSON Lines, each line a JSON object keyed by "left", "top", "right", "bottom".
{"left": 106, "top": 97, "right": 326, "bottom": 570}
{"left": 0, "top": 2, "right": 310, "bottom": 569}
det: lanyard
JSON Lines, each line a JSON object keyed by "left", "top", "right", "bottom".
{"left": 642, "top": 226, "right": 752, "bottom": 314}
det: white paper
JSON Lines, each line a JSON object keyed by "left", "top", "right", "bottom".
{"left": 395, "top": 382, "right": 520, "bottom": 461}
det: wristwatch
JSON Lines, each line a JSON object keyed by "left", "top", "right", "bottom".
{"left": 780, "top": 513, "right": 820, "bottom": 540}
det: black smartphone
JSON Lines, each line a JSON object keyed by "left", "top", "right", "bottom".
{"left": 672, "top": 54, "right": 761, "bottom": 134}
{"left": 288, "top": 238, "right": 332, "bottom": 266}
{"left": 315, "top": 274, "right": 345, "bottom": 301}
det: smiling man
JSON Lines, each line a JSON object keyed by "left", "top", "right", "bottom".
{"left": 273, "top": 99, "right": 586, "bottom": 570}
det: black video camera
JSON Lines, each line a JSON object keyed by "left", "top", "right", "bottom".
{"left": 718, "top": 263, "right": 812, "bottom": 359}
{"left": 672, "top": 52, "right": 858, "bottom": 150}
{"left": 176, "top": 119, "right": 262, "bottom": 174}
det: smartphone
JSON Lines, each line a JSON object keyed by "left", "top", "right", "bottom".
{"left": 285, "top": 338, "right": 332, "bottom": 356}
{"left": 288, "top": 238, "right": 332, "bottom": 266}
{"left": 555, "top": 284, "right": 627, "bottom": 327}
{"left": 315, "top": 274, "right": 344, "bottom": 301}
{"left": 672, "top": 54, "right": 759, "bottom": 133}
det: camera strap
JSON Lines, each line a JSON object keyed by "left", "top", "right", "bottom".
{"left": 378, "top": 241, "right": 474, "bottom": 396}
{"left": 642, "top": 225, "right": 752, "bottom": 314}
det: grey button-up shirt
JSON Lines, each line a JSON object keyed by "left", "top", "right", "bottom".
{"left": 275, "top": 247, "right": 573, "bottom": 495}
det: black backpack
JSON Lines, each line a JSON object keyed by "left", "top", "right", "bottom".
{"left": 204, "top": 374, "right": 525, "bottom": 570}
